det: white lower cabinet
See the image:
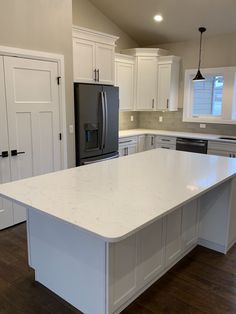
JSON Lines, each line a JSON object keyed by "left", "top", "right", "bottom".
{"left": 108, "top": 201, "right": 199, "bottom": 313}
{"left": 119, "top": 137, "right": 138, "bottom": 157}
{"left": 145, "top": 135, "right": 156, "bottom": 150}
{"left": 182, "top": 200, "right": 199, "bottom": 250}
{"left": 165, "top": 207, "right": 182, "bottom": 267}
{"left": 138, "top": 218, "right": 165, "bottom": 284}
{"left": 138, "top": 135, "right": 146, "bottom": 152}
{"left": 109, "top": 235, "right": 138, "bottom": 312}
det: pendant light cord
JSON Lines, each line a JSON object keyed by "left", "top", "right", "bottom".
{"left": 198, "top": 32, "right": 203, "bottom": 70}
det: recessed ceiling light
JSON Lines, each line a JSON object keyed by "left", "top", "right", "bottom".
{"left": 154, "top": 14, "right": 163, "bottom": 22}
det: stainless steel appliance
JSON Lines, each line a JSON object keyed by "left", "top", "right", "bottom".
{"left": 74, "top": 83, "right": 119, "bottom": 166}
{"left": 176, "top": 137, "right": 208, "bottom": 154}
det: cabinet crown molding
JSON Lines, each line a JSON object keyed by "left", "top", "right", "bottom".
{"left": 158, "top": 55, "right": 181, "bottom": 64}
{"left": 121, "top": 48, "right": 169, "bottom": 57}
{"left": 72, "top": 25, "right": 119, "bottom": 45}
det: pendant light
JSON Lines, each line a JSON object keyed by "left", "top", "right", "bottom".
{"left": 193, "top": 27, "right": 206, "bottom": 81}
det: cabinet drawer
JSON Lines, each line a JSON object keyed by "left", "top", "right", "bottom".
{"left": 155, "top": 136, "right": 176, "bottom": 145}
{"left": 156, "top": 143, "right": 176, "bottom": 150}
{"left": 208, "top": 141, "right": 236, "bottom": 153}
{"left": 119, "top": 136, "right": 138, "bottom": 145}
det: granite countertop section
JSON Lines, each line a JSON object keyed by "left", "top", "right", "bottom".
{"left": 119, "top": 129, "right": 236, "bottom": 143}
{"left": 1, "top": 150, "right": 236, "bottom": 242}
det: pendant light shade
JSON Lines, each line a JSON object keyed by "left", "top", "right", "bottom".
{"left": 193, "top": 27, "right": 206, "bottom": 81}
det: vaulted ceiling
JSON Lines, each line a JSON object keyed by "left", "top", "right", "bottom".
{"left": 89, "top": 0, "right": 236, "bottom": 45}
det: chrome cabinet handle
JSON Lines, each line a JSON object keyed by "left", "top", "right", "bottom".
{"left": 151, "top": 136, "right": 154, "bottom": 146}
{"left": 152, "top": 99, "right": 155, "bottom": 109}
{"left": 94, "top": 69, "right": 97, "bottom": 81}
{"left": 97, "top": 69, "right": 100, "bottom": 82}
{"left": 0, "top": 151, "right": 8, "bottom": 158}
{"left": 167, "top": 99, "right": 169, "bottom": 109}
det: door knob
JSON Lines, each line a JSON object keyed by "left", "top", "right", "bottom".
{"left": 0, "top": 151, "right": 9, "bottom": 158}
{"left": 11, "top": 150, "right": 25, "bottom": 156}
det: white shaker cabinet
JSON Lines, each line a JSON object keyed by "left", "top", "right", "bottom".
{"left": 157, "top": 56, "right": 180, "bottom": 111}
{"left": 115, "top": 54, "right": 135, "bottom": 111}
{"left": 145, "top": 135, "right": 156, "bottom": 150}
{"left": 121, "top": 48, "right": 169, "bottom": 111}
{"left": 208, "top": 141, "right": 236, "bottom": 158}
{"left": 136, "top": 56, "right": 157, "bottom": 110}
{"left": 119, "top": 137, "right": 138, "bottom": 157}
{"left": 73, "top": 26, "right": 118, "bottom": 85}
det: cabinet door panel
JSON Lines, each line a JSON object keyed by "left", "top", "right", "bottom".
{"left": 182, "top": 200, "right": 199, "bottom": 250}
{"left": 96, "top": 43, "right": 114, "bottom": 85}
{"left": 0, "top": 56, "right": 13, "bottom": 229}
{"left": 109, "top": 235, "right": 138, "bottom": 311}
{"left": 115, "top": 61, "right": 134, "bottom": 111}
{"left": 73, "top": 38, "right": 96, "bottom": 83}
{"left": 136, "top": 57, "right": 157, "bottom": 110}
{"left": 139, "top": 218, "right": 165, "bottom": 284}
{"left": 157, "top": 64, "right": 171, "bottom": 110}
{"left": 166, "top": 207, "right": 182, "bottom": 266}
{"left": 145, "top": 135, "right": 155, "bottom": 150}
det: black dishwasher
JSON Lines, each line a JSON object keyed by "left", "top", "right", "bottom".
{"left": 176, "top": 138, "right": 208, "bottom": 154}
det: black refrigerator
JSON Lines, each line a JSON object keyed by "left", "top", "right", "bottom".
{"left": 74, "top": 83, "right": 119, "bottom": 166}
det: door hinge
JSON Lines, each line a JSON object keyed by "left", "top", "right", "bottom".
{"left": 59, "top": 133, "right": 62, "bottom": 141}
{"left": 57, "top": 76, "right": 61, "bottom": 85}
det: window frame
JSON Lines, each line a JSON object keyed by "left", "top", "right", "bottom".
{"left": 183, "top": 67, "right": 236, "bottom": 124}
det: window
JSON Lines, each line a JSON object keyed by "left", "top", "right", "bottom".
{"left": 183, "top": 67, "right": 236, "bottom": 124}
{"left": 192, "top": 76, "right": 224, "bottom": 116}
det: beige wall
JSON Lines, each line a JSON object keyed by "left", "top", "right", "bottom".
{"left": 0, "top": 0, "right": 75, "bottom": 167}
{"left": 152, "top": 33, "right": 236, "bottom": 108}
{"left": 72, "top": 0, "right": 138, "bottom": 51}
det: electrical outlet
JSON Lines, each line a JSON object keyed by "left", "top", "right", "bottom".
{"left": 159, "top": 116, "right": 163, "bottom": 122}
{"left": 200, "top": 124, "right": 206, "bottom": 129}
{"left": 130, "top": 115, "right": 134, "bottom": 122}
{"left": 69, "top": 124, "right": 74, "bottom": 134}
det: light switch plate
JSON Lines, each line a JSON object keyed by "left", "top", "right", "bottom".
{"left": 200, "top": 124, "right": 206, "bottom": 129}
{"left": 159, "top": 116, "right": 163, "bottom": 122}
{"left": 130, "top": 115, "right": 134, "bottom": 122}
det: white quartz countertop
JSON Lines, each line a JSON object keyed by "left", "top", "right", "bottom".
{"left": 119, "top": 129, "right": 236, "bottom": 142}
{"left": 1, "top": 150, "right": 236, "bottom": 242}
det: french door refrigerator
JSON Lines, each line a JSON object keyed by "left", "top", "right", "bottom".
{"left": 74, "top": 83, "right": 119, "bottom": 166}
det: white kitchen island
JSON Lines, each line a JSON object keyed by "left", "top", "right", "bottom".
{"left": 1, "top": 149, "right": 236, "bottom": 314}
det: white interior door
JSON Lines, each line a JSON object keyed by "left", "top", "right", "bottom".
{"left": 4, "top": 56, "right": 62, "bottom": 224}
{"left": 0, "top": 56, "right": 13, "bottom": 229}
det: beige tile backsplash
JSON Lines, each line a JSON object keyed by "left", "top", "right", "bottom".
{"left": 120, "top": 110, "right": 236, "bottom": 136}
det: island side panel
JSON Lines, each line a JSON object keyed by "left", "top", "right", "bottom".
{"left": 198, "top": 179, "right": 234, "bottom": 253}
{"left": 108, "top": 199, "right": 199, "bottom": 314}
{"left": 27, "top": 208, "right": 107, "bottom": 314}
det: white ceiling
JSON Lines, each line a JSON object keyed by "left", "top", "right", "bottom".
{"left": 89, "top": 0, "right": 236, "bottom": 45}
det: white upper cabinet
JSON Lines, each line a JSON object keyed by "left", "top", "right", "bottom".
{"left": 136, "top": 56, "right": 157, "bottom": 111}
{"left": 157, "top": 56, "right": 180, "bottom": 111}
{"left": 121, "top": 48, "right": 170, "bottom": 111}
{"left": 73, "top": 26, "right": 118, "bottom": 85}
{"left": 115, "top": 54, "right": 135, "bottom": 111}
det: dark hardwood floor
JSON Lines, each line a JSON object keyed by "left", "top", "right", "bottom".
{"left": 0, "top": 223, "right": 236, "bottom": 314}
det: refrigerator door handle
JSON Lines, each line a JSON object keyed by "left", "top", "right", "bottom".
{"left": 101, "top": 92, "right": 106, "bottom": 149}
{"left": 104, "top": 91, "right": 108, "bottom": 150}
